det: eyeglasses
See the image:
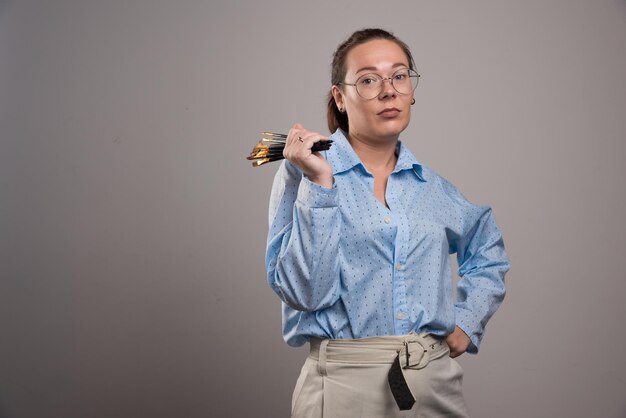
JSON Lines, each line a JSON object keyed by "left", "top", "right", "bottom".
{"left": 338, "top": 68, "right": 420, "bottom": 100}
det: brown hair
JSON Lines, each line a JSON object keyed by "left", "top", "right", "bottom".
{"left": 327, "top": 28, "right": 416, "bottom": 134}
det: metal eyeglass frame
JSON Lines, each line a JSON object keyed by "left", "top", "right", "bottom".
{"left": 337, "top": 68, "right": 420, "bottom": 100}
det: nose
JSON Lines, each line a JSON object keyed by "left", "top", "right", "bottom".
{"left": 379, "top": 77, "right": 396, "bottom": 99}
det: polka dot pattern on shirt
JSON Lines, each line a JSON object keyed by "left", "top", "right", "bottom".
{"left": 266, "top": 130, "right": 509, "bottom": 352}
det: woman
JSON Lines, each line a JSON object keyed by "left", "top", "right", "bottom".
{"left": 266, "top": 28, "right": 509, "bottom": 417}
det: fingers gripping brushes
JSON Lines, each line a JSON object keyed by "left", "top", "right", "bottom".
{"left": 246, "top": 132, "right": 333, "bottom": 167}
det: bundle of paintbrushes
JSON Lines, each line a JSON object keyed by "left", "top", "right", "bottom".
{"left": 247, "top": 132, "right": 333, "bottom": 167}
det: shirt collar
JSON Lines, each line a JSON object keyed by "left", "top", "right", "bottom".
{"left": 325, "top": 129, "right": 425, "bottom": 181}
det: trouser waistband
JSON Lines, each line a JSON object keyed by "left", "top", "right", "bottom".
{"left": 309, "top": 332, "right": 449, "bottom": 376}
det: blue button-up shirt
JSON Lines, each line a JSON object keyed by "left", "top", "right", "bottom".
{"left": 266, "top": 129, "right": 509, "bottom": 352}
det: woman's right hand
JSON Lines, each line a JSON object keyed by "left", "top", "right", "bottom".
{"left": 283, "top": 123, "right": 334, "bottom": 189}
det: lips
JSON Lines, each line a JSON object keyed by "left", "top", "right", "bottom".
{"left": 377, "top": 107, "right": 401, "bottom": 117}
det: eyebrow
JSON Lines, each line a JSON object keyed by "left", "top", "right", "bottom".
{"left": 354, "top": 62, "right": 408, "bottom": 75}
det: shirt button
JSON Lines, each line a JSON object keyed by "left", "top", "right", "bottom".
{"left": 396, "top": 263, "right": 402, "bottom": 271}
{"left": 397, "top": 312, "right": 405, "bottom": 320}
{"left": 384, "top": 217, "right": 391, "bottom": 224}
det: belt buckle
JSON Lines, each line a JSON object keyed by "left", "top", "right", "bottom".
{"left": 401, "top": 340, "right": 430, "bottom": 370}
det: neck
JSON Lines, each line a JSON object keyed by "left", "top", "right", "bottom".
{"left": 347, "top": 132, "right": 398, "bottom": 171}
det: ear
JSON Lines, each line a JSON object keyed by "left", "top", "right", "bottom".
{"left": 331, "top": 85, "right": 344, "bottom": 111}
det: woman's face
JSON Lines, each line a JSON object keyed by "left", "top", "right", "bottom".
{"left": 333, "top": 39, "right": 414, "bottom": 143}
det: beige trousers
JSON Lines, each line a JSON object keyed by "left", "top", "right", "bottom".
{"left": 291, "top": 333, "right": 470, "bottom": 418}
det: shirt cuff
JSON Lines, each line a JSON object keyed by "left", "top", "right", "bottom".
{"left": 455, "top": 308, "right": 482, "bottom": 354}
{"left": 297, "top": 175, "right": 337, "bottom": 208}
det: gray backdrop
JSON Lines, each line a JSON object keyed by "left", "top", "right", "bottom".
{"left": 1, "top": 1, "right": 625, "bottom": 417}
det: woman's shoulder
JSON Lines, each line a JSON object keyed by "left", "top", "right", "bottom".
{"left": 416, "top": 163, "right": 477, "bottom": 209}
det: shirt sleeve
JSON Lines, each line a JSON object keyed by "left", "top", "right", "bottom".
{"left": 265, "top": 161, "right": 342, "bottom": 312}
{"left": 442, "top": 179, "right": 510, "bottom": 353}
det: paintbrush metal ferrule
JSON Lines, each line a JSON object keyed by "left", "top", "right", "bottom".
{"left": 248, "top": 150, "right": 283, "bottom": 159}
{"left": 261, "top": 132, "right": 288, "bottom": 138}
{"left": 252, "top": 158, "right": 271, "bottom": 166}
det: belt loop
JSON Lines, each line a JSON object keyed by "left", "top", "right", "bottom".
{"left": 318, "top": 339, "right": 329, "bottom": 376}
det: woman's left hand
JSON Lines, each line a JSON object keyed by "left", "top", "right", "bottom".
{"left": 446, "top": 326, "right": 471, "bottom": 358}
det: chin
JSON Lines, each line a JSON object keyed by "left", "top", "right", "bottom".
{"left": 376, "top": 120, "right": 410, "bottom": 139}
